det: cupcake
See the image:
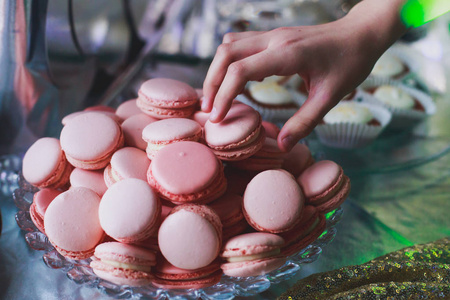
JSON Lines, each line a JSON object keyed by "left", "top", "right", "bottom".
{"left": 360, "top": 77, "right": 436, "bottom": 129}
{"left": 314, "top": 101, "right": 391, "bottom": 149}
{"left": 236, "top": 78, "right": 299, "bottom": 122}
{"left": 371, "top": 53, "right": 409, "bottom": 79}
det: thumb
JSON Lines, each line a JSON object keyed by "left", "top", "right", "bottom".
{"left": 277, "top": 84, "right": 338, "bottom": 152}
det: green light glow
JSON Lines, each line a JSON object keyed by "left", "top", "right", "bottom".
{"left": 401, "top": 0, "right": 450, "bottom": 27}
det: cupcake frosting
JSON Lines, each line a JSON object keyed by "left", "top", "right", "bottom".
{"left": 373, "top": 85, "right": 415, "bottom": 109}
{"left": 248, "top": 81, "right": 293, "bottom": 105}
{"left": 324, "top": 102, "right": 373, "bottom": 124}
{"left": 371, "top": 54, "right": 405, "bottom": 78}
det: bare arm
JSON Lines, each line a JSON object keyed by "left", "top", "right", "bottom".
{"left": 202, "top": 0, "right": 409, "bottom": 151}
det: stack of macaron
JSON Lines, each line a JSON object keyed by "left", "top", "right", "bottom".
{"left": 21, "top": 77, "right": 350, "bottom": 289}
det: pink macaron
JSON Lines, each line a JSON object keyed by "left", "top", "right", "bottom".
{"left": 208, "top": 193, "right": 248, "bottom": 241}
{"left": 204, "top": 103, "right": 266, "bottom": 161}
{"left": 84, "top": 105, "right": 116, "bottom": 113}
{"left": 29, "top": 189, "right": 63, "bottom": 233}
{"left": 115, "top": 99, "right": 142, "bottom": 120}
{"left": 152, "top": 256, "right": 222, "bottom": 289}
{"left": 158, "top": 204, "right": 222, "bottom": 270}
{"left": 230, "top": 137, "right": 285, "bottom": 172}
{"left": 70, "top": 168, "right": 108, "bottom": 196}
{"left": 148, "top": 141, "right": 227, "bottom": 205}
{"left": 279, "top": 205, "right": 326, "bottom": 256}
{"left": 103, "top": 147, "right": 150, "bottom": 187}
{"left": 121, "top": 113, "right": 158, "bottom": 150}
{"left": 191, "top": 110, "right": 210, "bottom": 127}
{"left": 90, "top": 242, "right": 156, "bottom": 286}
{"left": 282, "top": 143, "right": 315, "bottom": 177}
{"left": 44, "top": 187, "right": 105, "bottom": 259}
{"left": 142, "top": 118, "right": 202, "bottom": 160}
{"left": 243, "top": 169, "right": 304, "bottom": 233}
{"left": 62, "top": 110, "right": 123, "bottom": 125}
{"left": 297, "top": 160, "right": 350, "bottom": 213}
{"left": 99, "top": 178, "right": 161, "bottom": 243}
{"left": 60, "top": 112, "right": 124, "bottom": 170}
{"left": 223, "top": 166, "right": 254, "bottom": 196}
{"left": 221, "top": 232, "right": 286, "bottom": 277}
{"left": 22, "top": 137, "right": 73, "bottom": 189}
{"left": 261, "top": 121, "right": 280, "bottom": 139}
{"left": 137, "top": 78, "right": 199, "bottom": 119}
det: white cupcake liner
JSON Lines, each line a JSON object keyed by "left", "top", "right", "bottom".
{"left": 235, "top": 93, "right": 299, "bottom": 122}
{"left": 358, "top": 77, "right": 436, "bottom": 129}
{"left": 314, "top": 101, "right": 392, "bottom": 149}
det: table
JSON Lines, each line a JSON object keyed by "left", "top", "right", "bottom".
{"left": 0, "top": 17, "right": 449, "bottom": 300}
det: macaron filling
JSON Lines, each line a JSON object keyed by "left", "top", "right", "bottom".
{"left": 100, "top": 259, "right": 152, "bottom": 272}
{"left": 226, "top": 248, "right": 281, "bottom": 263}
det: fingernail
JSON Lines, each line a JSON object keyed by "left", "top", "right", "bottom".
{"left": 209, "top": 107, "right": 218, "bottom": 121}
{"left": 281, "top": 135, "right": 294, "bottom": 152}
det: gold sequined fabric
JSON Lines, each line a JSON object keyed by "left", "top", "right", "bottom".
{"left": 279, "top": 237, "right": 450, "bottom": 299}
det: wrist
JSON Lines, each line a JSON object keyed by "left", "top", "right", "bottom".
{"left": 344, "top": 0, "right": 409, "bottom": 56}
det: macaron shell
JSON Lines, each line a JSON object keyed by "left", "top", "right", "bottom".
{"left": 222, "top": 219, "right": 250, "bottom": 241}
{"left": 60, "top": 112, "right": 123, "bottom": 162}
{"left": 211, "top": 127, "right": 265, "bottom": 161}
{"left": 208, "top": 193, "right": 244, "bottom": 227}
{"left": 281, "top": 214, "right": 326, "bottom": 257}
{"left": 314, "top": 175, "right": 350, "bottom": 213}
{"left": 84, "top": 105, "right": 116, "bottom": 113}
{"left": 222, "top": 232, "right": 285, "bottom": 257}
{"left": 44, "top": 187, "right": 104, "bottom": 259}
{"left": 91, "top": 263, "right": 153, "bottom": 286}
{"left": 62, "top": 111, "right": 122, "bottom": 126}
{"left": 116, "top": 99, "right": 142, "bottom": 120}
{"left": 297, "top": 160, "right": 342, "bottom": 198}
{"left": 261, "top": 121, "right": 280, "bottom": 139}
{"left": 99, "top": 178, "right": 161, "bottom": 243}
{"left": 136, "top": 103, "right": 196, "bottom": 119}
{"left": 243, "top": 170, "right": 304, "bottom": 233}
{"left": 29, "top": 204, "right": 45, "bottom": 233}
{"left": 33, "top": 188, "right": 63, "bottom": 218}
{"left": 94, "top": 242, "right": 156, "bottom": 266}
{"left": 109, "top": 147, "right": 150, "bottom": 182}
{"left": 149, "top": 141, "right": 220, "bottom": 195}
{"left": 70, "top": 168, "right": 108, "bottom": 196}
{"left": 191, "top": 110, "right": 210, "bottom": 127}
{"left": 154, "top": 256, "right": 221, "bottom": 281}
{"left": 121, "top": 114, "right": 158, "bottom": 150}
{"left": 158, "top": 205, "right": 222, "bottom": 270}
{"left": 204, "top": 104, "right": 261, "bottom": 148}
{"left": 152, "top": 270, "right": 222, "bottom": 290}
{"left": 138, "top": 78, "right": 198, "bottom": 108}
{"left": 282, "top": 143, "right": 314, "bottom": 177}
{"left": 221, "top": 256, "right": 286, "bottom": 277}
{"left": 22, "top": 138, "right": 69, "bottom": 187}
{"left": 142, "top": 118, "right": 202, "bottom": 143}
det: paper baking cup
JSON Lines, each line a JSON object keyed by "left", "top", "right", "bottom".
{"left": 359, "top": 77, "right": 436, "bottom": 129}
{"left": 314, "top": 102, "right": 392, "bottom": 149}
{"left": 235, "top": 93, "right": 299, "bottom": 122}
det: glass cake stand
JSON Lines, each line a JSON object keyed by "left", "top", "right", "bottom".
{"left": 13, "top": 173, "right": 343, "bottom": 300}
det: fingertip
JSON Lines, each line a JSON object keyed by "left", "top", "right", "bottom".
{"left": 201, "top": 97, "right": 212, "bottom": 112}
{"left": 277, "top": 134, "right": 295, "bottom": 152}
{"left": 209, "top": 107, "right": 221, "bottom": 123}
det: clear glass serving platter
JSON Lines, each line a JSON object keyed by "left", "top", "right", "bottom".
{"left": 14, "top": 173, "right": 343, "bottom": 300}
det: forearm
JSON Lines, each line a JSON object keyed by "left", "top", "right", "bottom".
{"left": 345, "top": 0, "right": 410, "bottom": 57}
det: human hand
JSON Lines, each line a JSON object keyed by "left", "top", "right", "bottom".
{"left": 202, "top": 1, "right": 408, "bottom": 152}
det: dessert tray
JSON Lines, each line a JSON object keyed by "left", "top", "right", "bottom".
{"left": 14, "top": 173, "right": 343, "bottom": 299}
